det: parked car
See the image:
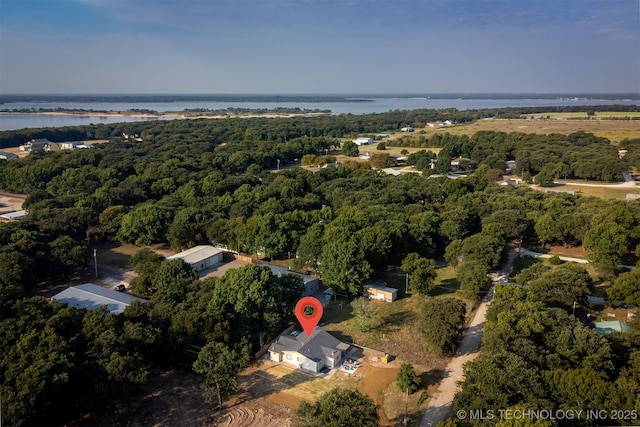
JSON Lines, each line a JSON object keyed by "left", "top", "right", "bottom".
{"left": 114, "top": 284, "right": 126, "bottom": 292}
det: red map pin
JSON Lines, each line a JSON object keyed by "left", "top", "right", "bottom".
{"left": 295, "top": 296, "right": 324, "bottom": 337}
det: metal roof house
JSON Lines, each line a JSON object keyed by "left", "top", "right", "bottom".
{"left": 166, "top": 245, "right": 224, "bottom": 272}
{"left": 51, "top": 283, "right": 147, "bottom": 315}
{"left": 0, "top": 210, "right": 28, "bottom": 222}
{"left": 268, "top": 327, "right": 351, "bottom": 373}
{"left": 264, "top": 264, "right": 320, "bottom": 296}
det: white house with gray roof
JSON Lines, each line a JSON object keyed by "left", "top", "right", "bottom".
{"left": 166, "top": 245, "right": 224, "bottom": 272}
{"left": 268, "top": 327, "right": 351, "bottom": 373}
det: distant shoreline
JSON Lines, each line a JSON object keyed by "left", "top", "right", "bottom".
{"left": 1, "top": 93, "right": 638, "bottom": 104}
{"left": 0, "top": 110, "right": 332, "bottom": 120}
{"left": 0, "top": 94, "right": 376, "bottom": 104}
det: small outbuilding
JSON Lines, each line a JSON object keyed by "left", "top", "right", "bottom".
{"left": 353, "top": 137, "right": 373, "bottom": 146}
{"left": 365, "top": 283, "right": 398, "bottom": 302}
{"left": 166, "top": 245, "right": 224, "bottom": 272}
{"left": 51, "top": 283, "right": 147, "bottom": 315}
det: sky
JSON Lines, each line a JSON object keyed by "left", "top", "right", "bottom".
{"left": 0, "top": 0, "right": 638, "bottom": 94}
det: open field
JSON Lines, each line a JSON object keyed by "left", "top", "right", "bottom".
{"left": 528, "top": 183, "right": 640, "bottom": 200}
{"left": 518, "top": 111, "right": 640, "bottom": 119}
{"left": 381, "top": 117, "right": 640, "bottom": 143}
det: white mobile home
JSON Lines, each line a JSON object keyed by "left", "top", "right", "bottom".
{"left": 166, "top": 245, "right": 224, "bottom": 272}
{"left": 354, "top": 137, "right": 373, "bottom": 146}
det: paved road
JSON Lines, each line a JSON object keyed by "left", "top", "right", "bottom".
{"left": 420, "top": 250, "right": 517, "bottom": 427}
{"left": 521, "top": 249, "right": 635, "bottom": 270}
{"left": 95, "top": 263, "right": 137, "bottom": 287}
{"left": 520, "top": 249, "right": 589, "bottom": 264}
{"left": 553, "top": 177, "right": 637, "bottom": 188}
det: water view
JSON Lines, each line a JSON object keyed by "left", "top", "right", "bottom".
{"left": 1, "top": 95, "right": 638, "bottom": 131}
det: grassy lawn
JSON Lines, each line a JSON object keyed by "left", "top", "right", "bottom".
{"left": 321, "top": 265, "right": 471, "bottom": 368}
{"left": 94, "top": 242, "right": 134, "bottom": 269}
{"left": 510, "top": 255, "right": 544, "bottom": 279}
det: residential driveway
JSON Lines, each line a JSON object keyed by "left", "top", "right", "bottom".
{"left": 199, "top": 259, "right": 250, "bottom": 279}
{"left": 420, "top": 249, "right": 517, "bottom": 427}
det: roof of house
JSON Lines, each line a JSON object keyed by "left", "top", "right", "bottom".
{"left": 0, "top": 151, "right": 18, "bottom": 160}
{"left": 365, "top": 283, "right": 398, "bottom": 294}
{"left": 594, "top": 320, "right": 632, "bottom": 334}
{"left": 51, "top": 283, "right": 147, "bottom": 314}
{"left": 0, "top": 210, "right": 28, "bottom": 221}
{"left": 269, "top": 327, "right": 350, "bottom": 362}
{"left": 265, "top": 264, "right": 318, "bottom": 285}
{"left": 166, "top": 245, "right": 223, "bottom": 265}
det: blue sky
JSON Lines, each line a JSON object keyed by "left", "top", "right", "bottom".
{"left": 1, "top": 0, "right": 638, "bottom": 94}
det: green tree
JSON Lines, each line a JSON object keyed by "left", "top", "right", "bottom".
{"left": 445, "top": 233, "right": 504, "bottom": 270}
{"left": 49, "top": 236, "right": 90, "bottom": 274}
{"left": 212, "top": 264, "right": 303, "bottom": 347}
{"left": 192, "top": 341, "right": 249, "bottom": 411}
{"left": 397, "top": 363, "right": 420, "bottom": 394}
{"left": 153, "top": 259, "right": 198, "bottom": 299}
{"left": 401, "top": 253, "right": 437, "bottom": 294}
{"left": 294, "top": 222, "right": 324, "bottom": 271}
{"left": 351, "top": 297, "right": 377, "bottom": 332}
{"left": 295, "top": 388, "right": 379, "bottom": 427}
{"left": 117, "top": 202, "right": 173, "bottom": 246}
{"left": 341, "top": 141, "right": 360, "bottom": 157}
{"left": 319, "top": 238, "right": 372, "bottom": 296}
{"left": 607, "top": 269, "right": 640, "bottom": 306}
{"left": 420, "top": 298, "right": 467, "bottom": 356}
{"left": 458, "top": 260, "right": 492, "bottom": 299}
{"left": 481, "top": 209, "right": 527, "bottom": 241}
{"left": 583, "top": 222, "right": 627, "bottom": 272}
{"left": 528, "top": 264, "right": 592, "bottom": 309}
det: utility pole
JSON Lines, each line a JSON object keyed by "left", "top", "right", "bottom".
{"left": 405, "top": 273, "right": 409, "bottom": 295}
{"left": 94, "top": 249, "right": 98, "bottom": 278}
{"left": 403, "top": 386, "right": 408, "bottom": 425}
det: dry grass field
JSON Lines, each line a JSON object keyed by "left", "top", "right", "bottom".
{"left": 377, "top": 116, "right": 640, "bottom": 143}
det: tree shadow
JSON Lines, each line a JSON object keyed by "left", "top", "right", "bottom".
{"left": 323, "top": 329, "right": 354, "bottom": 344}
{"left": 455, "top": 323, "right": 484, "bottom": 356}
{"left": 234, "top": 362, "right": 318, "bottom": 404}
{"left": 322, "top": 297, "right": 355, "bottom": 325}
{"left": 420, "top": 368, "right": 448, "bottom": 388}
{"left": 376, "top": 310, "right": 415, "bottom": 334}
{"left": 430, "top": 279, "right": 460, "bottom": 297}
{"left": 510, "top": 255, "right": 543, "bottom": 278}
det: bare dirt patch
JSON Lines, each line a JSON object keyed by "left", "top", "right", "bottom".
{"left": 0, "top": 191, "right": 27, "bottom": 213}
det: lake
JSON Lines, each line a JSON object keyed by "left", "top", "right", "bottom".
{"left": 1, "top": 96, "right": 638, "bottom": 131}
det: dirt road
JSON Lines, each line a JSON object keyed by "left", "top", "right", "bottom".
{"left": 419, "top": 249, "right": 517, "bottom": 427}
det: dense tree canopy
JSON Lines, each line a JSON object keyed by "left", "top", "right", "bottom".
{"left": 295, "top": 388, "right": 379, "bottom": 427}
